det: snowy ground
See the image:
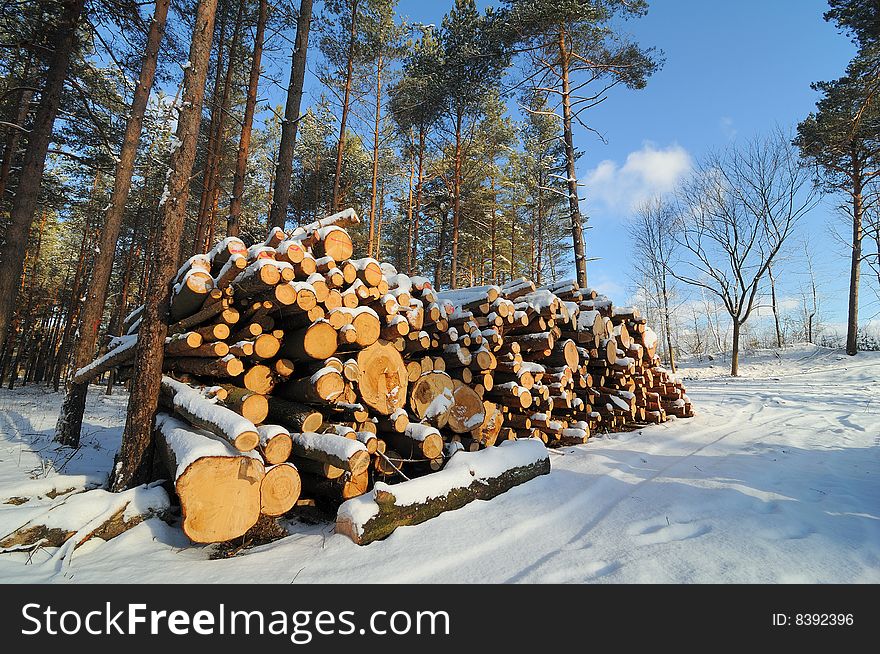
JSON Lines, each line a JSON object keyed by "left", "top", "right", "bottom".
{"left": 0, "top": 343, "right": 877, "bottom": 583}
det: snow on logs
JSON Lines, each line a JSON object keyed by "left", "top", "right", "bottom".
{"left": 79, "top": 209, "right": 692, "bottom": 546}
{"left": 336, "top": 439, "right": 550, "bottom": 545}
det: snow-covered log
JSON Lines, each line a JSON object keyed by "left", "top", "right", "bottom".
{"left": 336, "top": 439, "right": 550, "bottom": 545}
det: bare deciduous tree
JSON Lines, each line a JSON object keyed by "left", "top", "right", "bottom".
{"left": 672, "top": 131, "right": 818, "bottom": 376}
{"left": 629, "top": 197, "right": 679, "bottom": 372}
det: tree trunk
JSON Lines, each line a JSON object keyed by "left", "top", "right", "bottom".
{"left": 111, "top": 0, "right": 219, "bottom": 492}
{"left": 106, "top": 237, "right": 140, "bottom": 395}
{"left": 768, "top": 264, "right": 782, "bottom": 349}
{"left": 405, "top": 129, "right": 415, "bottom": 273}
{"left": 194, "top": 5, "right": 229, "bottom": 252}
{"left": 368, "top": 52, "right": 383, "bottom": 257}
{"left": 0, "top": 0, "right": 86, "bottom": 352}
{"left": 197, "top": 0, "right": 243, "bottom": 253}
{"left": 557, "top": 26, "right": 587, "bottom": 289}
{"left": 661, "top": 278, "right": 676, "bottom": 373}
{"left": 450, "top": 112, "right": 463, "bottom": 289}
{"left": 536, "top": 174, "right": 544, "bottom": 285}
{"left": 367, "top": 53, "right": 382, "bottom": 257}
{"left": 269, "top": 0, "right": 313, "bottom": 229}
{"left": 846, "top": 168, "right": 862, "bottom": 356}
{"left": 730, "top": 319, "right": 740, "bottom": 377}
{"left": 0, "top": 55, "right": 34, "bottom": 205}
{"left": 228, "top": 0, "right": 267, "bottom": 237}
{"left": 55, "top": 0, "right": 170, "bottom": 447}
{"left": 332, "top": 0, "right": 359, "bottom": 212}
{"left": 490, "top": 175, "right": 497, "bottom": 282}
{"left": 52, "top": 200, "right": 94, "bottom": 391}
{"left": 410, "top": 127, "right": 425, "bottom": 275}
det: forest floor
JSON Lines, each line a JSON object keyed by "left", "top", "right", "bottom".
{"left": 0, "top": 343, "right": 877, "bottom": 583}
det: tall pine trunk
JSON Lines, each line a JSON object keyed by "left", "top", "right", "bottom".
{"left": 557, "top": 26, "right": 588, "bottom": 289}
{"left": 55, "top": 0, "right": 170, "bottom": 447}
{"left": 410, "top": 127, "right": 425, "bottom": 275}
{"left": 331, "top": 0, "right": 359, "bottom": 212}
{"left": 195, "top": 5, "right": 229, "bottom": 250}
{"left": 112, "top": 0, "right": 219, "bottom": 491}
{"left": 846, "top": 160, "right": 863, "bottom": 356}
{"left": 196, "top": 0, "right": 243, "bottom": 252}
{"left": 368, "top": 52, "right": 383, "bottom": 257}
{"left": 450, "top": 112, "right": 462, "bottom": 289}
{"left": 228, "top": 0, "right": 267, "bottom": 236}
{"left": 405, "top": 129, "right": 415, "bottom": 272}
{"left": 0, "top": 55, "right": 34, "bottom": 204}
{"left": 269, "top": 0, "right": 313, "bottom": 229}
{"left": 52, "top": 199, "right": 94, "bottom": 392}
{"left": 0, "top": 0, "right": 86, "bottom": 352}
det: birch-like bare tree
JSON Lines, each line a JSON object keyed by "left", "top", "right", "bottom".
{"left": 672, "top": 131, "right": 818, "bottom": 376}
{"left": 628, "top": 197, "right": 679, "bottom": 372}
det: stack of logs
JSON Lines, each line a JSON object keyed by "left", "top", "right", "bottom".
{"left": 76, "top": 208, "right": 692, "bottom": 544}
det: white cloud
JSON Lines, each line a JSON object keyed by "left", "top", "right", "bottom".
{"left": 583, "top": 143, "right": 693, "bottom": 213}
{"left": 720, "top": 116, "right": 737, "bottom": 140}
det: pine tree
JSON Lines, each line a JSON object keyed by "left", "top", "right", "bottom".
{"left": 502, "top": 0, "right": 660, "bottom": 288}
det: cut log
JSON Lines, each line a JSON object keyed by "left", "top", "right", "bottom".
{"left": 161, "top": 377, "right": 259, "bottom": 451}
{"left": 232, "top": 259, "right": 281, "bottom": 298}
{"left": 275, "top": 367, "right": 345, "bottom": 404}
{"left": 265, "top": 396, "right": 323, "bottom": 433}
{"left": 170, "top": 269, "right": 215, "bottom": 322}
{"left": 155, "top": 414, "right": 264, "bottom": 543}
{"left": 260, "top": 463, "right": 301, "bottom": 516}
{"left": 336, "top": 439, "right": 550, "bottom": 545}
{"left": 290, "top": 432, "right": 370, "bottom": 475}
{"left": 164, "top": 355, "right": 244, "bottom": 378}
{"left": 253, "top": 333, "right": 282, "bottom": 359}
{"left": 164, "top": 332, "right": 203, "bottom": 356}
{"left": 220, "top": 385, "right": 269, "bottom": 424}
{"left": 279, "top": 319, "right": 338, "bottom": 360}
{"left": 356, "top": 342, "right": 408, "bottom": 415}
{"left": 257, "top": 424, "right": 293, "bottom": 464}
{"left": 214, "top": 252, "right": 248, "bottom": 290}
{"left": 409, "top": 371, "right": 454, "bottom": 424}
{"left": 447, "top": 383, "right": 486, "bottom": 434}
{"left": 383, "top": 422, "right": 443, "bottom": 460}
{"left": 300, "top": 469, "right": 369, "bottom": 501}
{"left": 193, "top": 323, "right": 231, "bottom": 341}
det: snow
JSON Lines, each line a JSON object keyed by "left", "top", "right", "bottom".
{"left": 293, "top": 432, "right": 366, "bottom": 461}
{"left": 641, "top": 327, "right": 658, "bottom": 351}
{"left": 1, "top": 344, "right": 879, "bottom": 583}
{"left": 338, "top": 440, "right": 549, "bottom": 534}
{"left": 75, "top": 335, "right": 137, "bottom": 379}
{"left": 404, "top": 422, "right": 441, "bottom": 443}
{"left": 257, "top": 424, "right": 289, "bottom": 447}
{"left": 156, "top": 413, "right": 242, "bottom": 479}
{"left": 162, "top": 377, "right": 256, "bottom": 447}
{"left": 424, "top": 389, "right": 454, "bottom": 419}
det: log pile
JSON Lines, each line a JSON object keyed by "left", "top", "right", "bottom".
{"left": 77, "top": 208, "right": 693, "bottom": 545}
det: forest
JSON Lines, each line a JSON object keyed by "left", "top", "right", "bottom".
{"left": 0, "top": 0, "right": 877, "bottom": 491}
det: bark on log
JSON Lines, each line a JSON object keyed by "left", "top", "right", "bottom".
{"left": 336, "top": 440, "right": 550, "bottom": 544}
{"left": 290, "top": 432, "right": 370, "bottom": 475}
{"left": 160, "top": 376, "right": 259, "bottom": 451}
{"left": 265, "top": 396, "right": 323, "bottom": 433}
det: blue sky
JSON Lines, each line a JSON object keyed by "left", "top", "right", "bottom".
{"left": 289, "top": 0, "right": 864, "bottom": 331}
